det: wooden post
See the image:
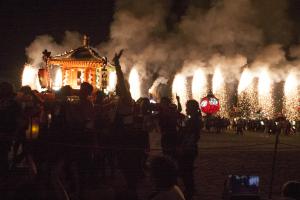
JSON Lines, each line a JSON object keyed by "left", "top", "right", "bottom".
{"left": 268, "top": 130, "right": 280, "bottom": 199}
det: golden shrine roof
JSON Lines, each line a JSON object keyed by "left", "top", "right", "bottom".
{"left": 49, "top": 46, "right": 106, "bottom": 63}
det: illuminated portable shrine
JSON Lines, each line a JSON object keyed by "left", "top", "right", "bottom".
{"left": 39, "top": 35, "right": 113, "bottom": 91}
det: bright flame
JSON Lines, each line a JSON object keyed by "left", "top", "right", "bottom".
{"left": 22, "top": 65, "right": 37, "bottom": 88}
{"left": 238, "top": 68, "right": 253, "bottom": 94}
{"left": 172, "top": 74, "right": 188, "bottom": 113}
{"left": 192, "top": 69, "right": 207, "bottom": 101}
{"left": 258, "top": 68, "right": 274, "bottom": 118}
{"left": 212, "top": 67, "right": 228, "bottom": 117}
{"left": 52, "top": 68, "right": 63, "bottom": 91}
{"left": 258, "top": 69, "right": 271, "bottom": 95}
{"left": 284, "top": 73, "right": 298, "bottom": 95}
{"left": 22, "top": 64, "right": 43, "bottom": 91}
{"left": 129, "top": 68, "right": 141, "bottom": 101}
{"left": 238, "top": 80, "right": 258, "bottom": 119}
{"left": 108, "top": 71, "right": 117, "bottom": 92}
{"left": 284, "top": 72, "right": 299, "bottom": 120}
{"left": 212, "top": 67, "right": 224, "bottom": 94}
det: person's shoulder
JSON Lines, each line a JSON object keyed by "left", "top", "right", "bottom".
{"left": 151, "top": 186, "right": 185, "bottom": 200}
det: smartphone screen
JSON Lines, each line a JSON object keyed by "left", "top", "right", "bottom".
{"left": 229, "top": 175, "right": 259, "bottom": 194}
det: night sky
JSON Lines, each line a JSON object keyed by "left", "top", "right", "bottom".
{"left": 1, "top": 0, "right": 300, "bottom": 86}
{"left": 0, "top": 0, "right": 115, "bottom": 85}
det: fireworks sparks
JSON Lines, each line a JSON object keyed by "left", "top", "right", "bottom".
{"left": 129, "top": 68, "right": 141, "bottom": 101}
{"left": 284, "top": 72, "right": 299, "bottom": 120}
{"left": 212, "top": 67, "right": 228, "bottom": 117}
{"left": 258, "top": 68, "right": 274, "bottom": 119}
{"left": 192, "top": 69, "right": 207, "bottom": 101}
{"left": 238, "top": 68, "right": 254, "bottom": 94}
{"left": 22, "top": 64, "right": 40, "bottom": 90}
{"left": 212, "top": 67, "right": 224, "bottom": 94}
{"left": 172, "top": 73, "right": 188, "bottom": 113}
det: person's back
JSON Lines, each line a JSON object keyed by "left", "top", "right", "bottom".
{"left": 149, "top": 156, "right": 185, "bottom": 200}
{"left": 150, "top": 185, "right": 185, "bottom": 200}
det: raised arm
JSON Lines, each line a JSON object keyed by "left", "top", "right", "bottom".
{"left": 176, "top": 94, "right": 182, "bottom": 113}
{"left": 112, "top": 50, "right": 132, "bottom": 103}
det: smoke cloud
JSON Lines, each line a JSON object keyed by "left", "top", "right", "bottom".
{"left": 25, "top": 0, "right": 299, "bottom": 97}
{"left": 26, "top": 31, "right": 82, "bottom": 67}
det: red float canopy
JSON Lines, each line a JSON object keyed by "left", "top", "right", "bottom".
{"left": 200, "top": 93, "right": 220, "bottom": 114}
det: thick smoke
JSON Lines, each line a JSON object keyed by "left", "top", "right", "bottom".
{"left": 98, "top": 0, "right": 297, "bottom": 92}
{"left": 25, "top": 0, "right": 299, "bottom": 96}
{"left": 26, "top": 31, "right": 82, "bottom": 67}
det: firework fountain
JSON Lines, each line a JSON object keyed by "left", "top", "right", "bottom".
{"left": 172, "top": 73, "right": 188, "bottom": 114}
{"left": 212, "top": 67, "right": 228, "bottom": 117}
{"left": 258, "top": 68, "right": 274, "bottom": 119}
{"left": 192, "top": 68, "right": 207, "bottom": 102}
{"left": 283, "top": 72, "right": 299, "bottom": 121}
{"left": 22, "top": 64, "right": 41, "bottom": 91}
{"left": 129, "top": 67, "right": 141, "bottom": 101}
{"left": 237, "top": 68, "right": 257, "bottom": 118}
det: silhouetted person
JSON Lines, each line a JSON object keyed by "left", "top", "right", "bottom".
{"left": 158, "top": 97, "right": 180, "bottom": 160}
{"left": 149, "top": 156, "right": 185, "bottom": 200}
{"left": 0, "top": 82, "right": 21, "bottom": 177}
{"left": 112, "top": 50, "right": 142, "bottom": 195}
{"left": 177, "top": 100, "right": 202, "bottom": 200}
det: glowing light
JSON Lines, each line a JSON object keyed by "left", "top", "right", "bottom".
{"left": 80, "top": 69, "right": 85, "bottom": 83}
{"left": 283, "top": 72, "right": 299, "bottom": 121}
{"left": 63, "top": 70, "right": 69, "bottom": 86}
{"left": 238, "top": 68, "right": 254, "bottom": 94}
{"left": 172, "top": 73, "right": 188, "bottom": 113}
{"left": 212, "top": 67, "right": 224, "bottom": 94}
{"left": 52, "top": 68, "right": 62, "bottom": 91}
{"left": 129, "top": 68, "right": 141, "bottom": 101}
{"left": 258, "top": 68, "right": 274, "bottom": 118}
{"left": 22, "top": 65, "right": 37, "bottom": 89}
{"left": 108, "top": 71, "right": 117, "bottom": 92}
{"left": 284, "top": 73, "right": 298, "bottom": 95}
{"left": 212, "top": 67, "right": 228, "bottom": 117}
{"left": 88, "top": 71, "right": 93, "bottom": 84}
{"left": 192, "top": 69, "right": 207, "bottom": 101}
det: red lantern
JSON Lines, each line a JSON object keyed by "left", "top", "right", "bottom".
{"left": 200, "top": 92, "right": 220, "bottom": 114}
{"left": 38, "top": 68, "right": 49, "bottom": 88}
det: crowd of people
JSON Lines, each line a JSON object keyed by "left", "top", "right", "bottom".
{"left": 202, "top": 116, "right": 299, "bottom": 136}
{"left": 0, "top": 51, "right": 202, "bottom": 200}
{"left": 0, "top": 50, "right": 299, "bottom": 200}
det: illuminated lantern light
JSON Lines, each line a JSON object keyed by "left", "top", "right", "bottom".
{"left": 38, "top": 68, "right": 49, "bottom": 88}
{"left": 200, "top": 92, "right": 220, "bottom": 114}
{"left": 101, "top": 67, "right": 108, "bottom": 90}
{"left": 26, "top": 118, "right": 40, "bottom": 140}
